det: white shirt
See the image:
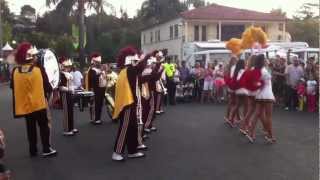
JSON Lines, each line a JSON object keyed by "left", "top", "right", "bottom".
{"left": 71, "top": 71, "right": 83, "bottom": 89}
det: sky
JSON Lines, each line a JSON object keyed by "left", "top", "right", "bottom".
{"left": 8, "top": 0, "right": 319, "bottom": 18}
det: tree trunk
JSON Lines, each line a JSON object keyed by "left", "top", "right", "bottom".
{"left": 78, "top": 0, "right": 85, "bottom": 69}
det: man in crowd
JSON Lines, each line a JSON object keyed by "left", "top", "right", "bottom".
{"left": 71, "top": 65, "right": 83, "bottom": 90}
{"left": 163, "top": 58, "right": 177, "bottom": 105}
{"left": 284, "top": 56, "right": 304, "bottom": 110}
{"left": 179, "top": 61, "right": 190, "bottom": 83}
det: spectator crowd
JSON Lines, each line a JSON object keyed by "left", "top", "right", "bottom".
{"left": 167, "top": 56, "right": 319, "bottom": 113}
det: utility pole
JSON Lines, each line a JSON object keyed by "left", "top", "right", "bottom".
{"left": 0, "top": 0, "right": 3, "bottom": 56}
{"left": 79, "top": 0, "right": 85, "bottom": 69}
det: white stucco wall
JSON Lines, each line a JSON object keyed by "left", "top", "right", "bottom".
{"left": 141, "top": 18, "right": 184, "bottom": 60}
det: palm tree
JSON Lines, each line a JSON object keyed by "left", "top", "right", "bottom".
{"left": 46, "top": 0, "right": 110, "bottom": 68}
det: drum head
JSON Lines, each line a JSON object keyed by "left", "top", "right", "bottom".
{"left": 42, "top": 49, "right": 60, "bottom": 89}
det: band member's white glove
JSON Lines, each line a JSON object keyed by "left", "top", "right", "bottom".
{"left": 0, "top": 130, "right": 5, "bottom": 149}
{"left": 59, "top": 86, "right": 74, "bottom": 92}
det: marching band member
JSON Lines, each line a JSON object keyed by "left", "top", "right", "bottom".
{"left": 87, "top": 52, "right": 105, "bottom": 125}
{"left": 111, "top": 46, "right": 148, "bottom": 161}
{"left": 59, "top": 58, "right": 78, "bottom": 136}
{"left": 144, "top": 51, "right": 164, "bottom": 133}
{"left": 10, "top": 42, "right": 57, "bottom": 157}
{"left": 154, "top": 50, "right": 167, "bottom": 115}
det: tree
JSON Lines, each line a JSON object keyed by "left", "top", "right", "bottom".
{"left": 2, "top": 22, "right": 12, "bottom": 43}
{"left": 270, "top": 8, "right": 286, "bottom": 17}
{"left": 185, "top": 0, "right": 206, "bottom": 8}
{"left": 46, "top": 0, "right": 110, "bottom": 68}
{"left": 287, "top": 3, "right": 319, "bottom": 47}
{"left": 137, "top": 0, "right": 187, "bottom": 26}
{"left": 21, "top": 5, "right": 36, "bottom": 17}
{"left": 1, "top": 0, "right": 14, "bottom": 24}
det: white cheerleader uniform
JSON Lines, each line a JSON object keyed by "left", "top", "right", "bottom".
{"left": 227, "top": 65, "right": 236, "bottom": 93}
{"left": 255, "top": 67, "right": 275, "bottom": 101}
{"left": 235, "top": 69, "right": 248, "bottom": 96}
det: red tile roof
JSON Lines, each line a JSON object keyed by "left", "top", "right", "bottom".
{"left": 181, "top": 4, "right": 287, "bottom": 21}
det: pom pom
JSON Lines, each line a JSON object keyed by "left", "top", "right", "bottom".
{"left": 226, "top": 38, "right": 242, "bottom": 55}
{"left": 241, "top": 27, "right": 255, "bottom": 49}
{"left": 251, "top": 27, "right": 267, "bottom": 46}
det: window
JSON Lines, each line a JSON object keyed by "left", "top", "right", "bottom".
{"left": 216, "top": 25, "right": 219, "bottom": 39}
{"left": 278, "top": 23, "right": 283, "bottom": 31}
{"left": 174, "top": 24, "right": 179, "bottom": 39}
{"left": 143, "top": 34, "right": 146, "bottom": 44}
{"left": 170, "top": 26, "right": 173, "bottom": 40}
{"left": 150, "top": 31, "right": 153, "bottom": 43}
{"left": 155, "top": 31, "right": 158, "bottom": 42}
{"left": 194, "top": 25, "right": 199, "bottom": 41}
{"left": 157, "top": 30, "right": 161, "bottom": 42}
{"left": 278, "top": 35, "right": 282, "bottom": 41}
{"left": 201, "top": 25, "right": 207, "bottom": 41}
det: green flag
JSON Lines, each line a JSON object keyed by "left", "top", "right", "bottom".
{"left": 72, "top": 24, "right": 86, "bottom": 49}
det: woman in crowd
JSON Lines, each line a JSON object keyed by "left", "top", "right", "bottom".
{"left": 246, "top": 54, "right": 276, "bottom": 143}
{"left": 305, "top": 60, "right": 317, "bottom": 112}
{"left": 213, "top": 63, "right": 225, "bottom": 103}
{"left": 272, "top": 57, "right": 286, "bottom": 105}
{"left": 201, "top": 63, "right": 214, "bottom": 103}
{"left": 192, "top": 62, "right": 205, "bottom": 102}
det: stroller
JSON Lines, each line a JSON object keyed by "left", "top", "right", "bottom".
{"left": 175, "top": 76, "right": 195, "bottom": 103}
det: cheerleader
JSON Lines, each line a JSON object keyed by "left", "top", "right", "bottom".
{"left": 239, "top": 55, "right": 257, "bottom": 134}
{"left": 224, "top": 56, "right": 240, "bottom": 125}
{"left": 246, "top": 54, "right": 276, "bottom": 143}
{"left": 112, "top": 46, "right": 148, "bottom": 161}
{"left": 228, "top": 59, "right": 247, "bottom": 127}
{"left": 59, "top": 58, "right": 78, "bottom": 136}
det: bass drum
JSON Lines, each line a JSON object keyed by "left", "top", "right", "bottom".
{"left": 38, "top": 49, "right": 60, "bottom": 89}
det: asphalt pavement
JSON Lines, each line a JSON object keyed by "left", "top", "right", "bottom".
{"left": 0, "top": 86, "right": 318, "bottom": 180}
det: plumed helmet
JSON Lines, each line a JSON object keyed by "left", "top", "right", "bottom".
{"left": 117, "top": 46, "right": 138, "bottom": 69}
{"left": 15, "top": 42, "right": 38, "bottom": 64}
{"left": 90, "top": 52, "right": 102, "bottom": 63}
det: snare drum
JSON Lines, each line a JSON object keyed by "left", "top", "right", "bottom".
{"left": 74, "top": 91, "right": 95, "bottom": 112}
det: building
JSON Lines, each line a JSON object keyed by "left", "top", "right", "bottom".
{"left": 141, "top": 4, "right": 288, "bottom": 62}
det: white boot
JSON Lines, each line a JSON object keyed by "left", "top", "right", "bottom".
{"left": 112, "top": 152, "right": 124, "bottom": 161}
{"left": 128, "top": 152, "right": 145, "bottom": 158}
{"left": 137, "top": 144, "right": 148, "bottom": 150}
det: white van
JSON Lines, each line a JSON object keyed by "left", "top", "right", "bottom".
{"left": 290, "top": 48, "right": 319, "bottom": 63}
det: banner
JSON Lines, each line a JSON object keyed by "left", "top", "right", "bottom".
{"left": 72, "top": 24, "right": 87, "bottom": 49}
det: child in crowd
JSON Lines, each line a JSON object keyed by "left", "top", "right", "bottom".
{"left": 0, "top": 130, "right": 10, "bottom": 180}
{"left": 306, "top": 80, "right": 317, "bottom": 112}
{"left": 296, "top": 78, "right": 306, "bottom": 112}
{"left": 183, "top": 76, "right": 195, "bottom": 102}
